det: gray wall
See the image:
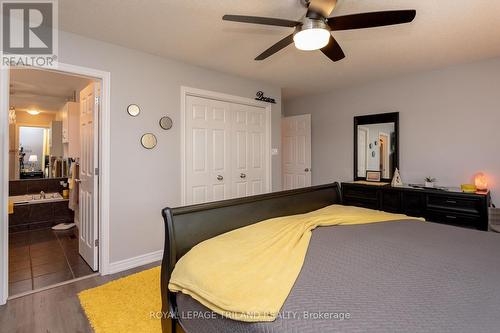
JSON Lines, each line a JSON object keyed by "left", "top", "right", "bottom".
{"left": 285, "top": 58, "right": 500, "bottom": 205}
{"left": 58, "top": 31, "right": 282, "bottom": 263}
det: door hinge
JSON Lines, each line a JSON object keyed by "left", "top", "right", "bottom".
{"left": 95, "top": 167, "right": 99, "bottom": 176}
{"left": 95, "top": 96, "right": 100, "bottom": 104}
{"left": 95, "top": 239, "right": 99, "bottom": 247}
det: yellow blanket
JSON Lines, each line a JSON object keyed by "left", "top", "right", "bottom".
{"left": 169, "top": 205, "right": 423, "bottom": 322}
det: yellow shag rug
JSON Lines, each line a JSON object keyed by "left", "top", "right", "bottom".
{"left": 79, "top": 266, "right": 162, "bottom": 333}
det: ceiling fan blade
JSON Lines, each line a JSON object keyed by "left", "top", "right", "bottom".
{"left": 328, "top": 10, "right": 416, "bottom": 31}
{"left": 307, "top": 0, "right": 338, "bottom": 18}
{"left": 320, "top": 36, "right": 345, "bottom": 62}
{"left": 255, "top": 34, "right": 295, "bottom": 61}
{"left": 223, "top": 15, "right": 300, "bottom": 28}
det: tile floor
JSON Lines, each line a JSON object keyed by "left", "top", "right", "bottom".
{"left": 8, "top": 228, "right": 95, "bottom": 296}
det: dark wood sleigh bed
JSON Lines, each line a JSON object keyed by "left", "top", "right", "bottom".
{"left": 161, "top": 183, "right": 500, "bottom": 333}
{"left": 160, "top": 183, "right": 343, "bottom": 333}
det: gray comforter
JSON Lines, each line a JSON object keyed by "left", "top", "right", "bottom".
{"left": 176, "top": 221, "right": 500, "bottom": 333}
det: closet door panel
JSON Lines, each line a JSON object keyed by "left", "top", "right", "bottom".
{"left": 186, "top": 96, "right": 232, "bottom": 204}
{"left": 231, "top": 104, "right": 267, "bottom": 197}
{"left": 185, "top": 95, "right": 269, "bottom": 204}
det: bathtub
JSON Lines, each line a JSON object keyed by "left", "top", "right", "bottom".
{"left": 9, "top": 192, "right": 66, "bottom": 205}
{"left": 9, "top": 192, "right": 74, "bottom": 233}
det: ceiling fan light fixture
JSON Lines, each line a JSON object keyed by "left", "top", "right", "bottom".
{"left": 294, "top": 28, "right": 330, "bottom": 51}
{"left": 293, "top": 18, "right": 330, "bottom": 51}
{"left": 27, "top": 110, "right": 40, "bottom": 115}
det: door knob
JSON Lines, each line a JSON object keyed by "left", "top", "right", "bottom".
{"left": 217, "top": 175, "right": 223, "bottom": 181}
{"left": 304, "top": 168, "right": 310, "bottom": 172}
{"left": 240, "top": 173, "right": 246, "bottom": 179}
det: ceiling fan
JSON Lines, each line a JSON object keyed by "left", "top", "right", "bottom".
{"left": 222, "top": 0, "right": 416, "bottom": 62}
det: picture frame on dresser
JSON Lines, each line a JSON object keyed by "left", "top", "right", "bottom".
{"left": 366, "top": 171, "right": 381, "bottom": 182}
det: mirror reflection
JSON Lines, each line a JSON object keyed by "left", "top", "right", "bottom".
{"left": 9, "top": 69, "right": 93, "bottom": 181}
{"left": 18, "top": 126, "right": 49, "bottom": 179}
{"left": 356, "top": 122, "right": 396, "bottom": 179}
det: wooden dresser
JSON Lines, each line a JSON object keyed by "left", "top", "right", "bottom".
{"left": 341, "top": 182, "right": 491, "bottom": 231}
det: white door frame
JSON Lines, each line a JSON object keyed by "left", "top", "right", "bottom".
{"left": 180, "top": 86, "right": 272, "bottom": 205}
{"left": 0, "top": 63, "right": 111, "bottom": 305}
{"left": 379, "top": 132, "right": 390, "bottom": 179}
{"left": 357, "top": 126, "right": 369, "bottom": 178}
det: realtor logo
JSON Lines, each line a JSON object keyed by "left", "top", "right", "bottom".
{"left": 1, "top": 0, "right": 58, "bottom": 67}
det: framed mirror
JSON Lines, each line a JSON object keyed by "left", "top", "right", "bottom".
{"left": 141, "top": 133, "right": 157, "bottom": 149}
{"left": 354, "top": 112, "right": 399, "bottom": 182}
{"left": 159, "top": 116, "right": 173, "bottom": 130}
{"left": 127, "top": 104, "right": 141, "bottom": 117}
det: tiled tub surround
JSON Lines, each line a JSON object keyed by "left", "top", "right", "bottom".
{"left": 9, "top": 178, "right": 68, "bottom": 196}
{"left": 9, "top": 200, "right": 74, "bottom": 233}
{"left": 9, "top": 228, "right": 94, "bottom": 296}
{"left": 9, "top": 178, "right": 74, "bottom": 233}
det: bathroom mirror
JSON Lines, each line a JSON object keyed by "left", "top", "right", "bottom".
{"left": 141, "top": 133, "right": 157, "bottom": 149}
{"left": 127, "top": 104, "right": 141, "bottom": 117}
{"left": 354, "top": 112, "right": 399, "bottom": 182}
{"left": 159, "top": 116, "right": 173, "bottom": 130}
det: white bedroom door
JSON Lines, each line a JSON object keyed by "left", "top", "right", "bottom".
{"left": 282, "top": 114, "right": 312, "bottom": 190}
{"left": 78, "top": 82, "right": 99, "bottom": 271}
{"left": 185, "top": 96, "right": 232, "bottom": 204}
{"left": 231, "top": 103, "right": 267, "bottom": 198}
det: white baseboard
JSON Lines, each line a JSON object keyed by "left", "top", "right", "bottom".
{"left": 106, "top": 250, "right": 163, "bottom": 275}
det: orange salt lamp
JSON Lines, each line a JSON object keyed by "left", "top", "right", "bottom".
{"left": 474, "top": 173, "right": 488, "bottom": 191}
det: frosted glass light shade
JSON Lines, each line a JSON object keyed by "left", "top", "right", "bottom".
{"left": 293, "top": 28, "right": 330, "bottom": 51}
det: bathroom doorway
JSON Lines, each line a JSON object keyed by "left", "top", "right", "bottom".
{"left": 1, "top": 65, "right": 109, "bottom": 299}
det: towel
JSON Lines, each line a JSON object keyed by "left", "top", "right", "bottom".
{"left": 8, "top": 199, "right": 14, "bottom": 215}
{"left": 68, "top": 162, "right": 76, "bottom": 190}
{"left": 169, "top": 204, "right": 423, "bottom": 322}
{"left": 69, "top": 163, "right": 79, "bottom": 211}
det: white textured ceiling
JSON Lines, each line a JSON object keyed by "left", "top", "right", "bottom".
{"left": 10, "top": 68, "right": 91, "bottom": 113}
{"left": 59, "top": 0, "right": 500, "bottom": 100}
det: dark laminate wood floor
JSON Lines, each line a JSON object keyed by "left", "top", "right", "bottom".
{"left": 0, "top": 261, "right": 160, "bottom": 333}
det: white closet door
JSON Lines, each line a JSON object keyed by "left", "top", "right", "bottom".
{"left": 231, "top": 103, "right": 267, "bottom": 198}
{"left": 186, "top": 96, "right": 232, "bottom": 204}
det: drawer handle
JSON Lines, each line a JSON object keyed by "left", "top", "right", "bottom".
{"left": 446, "top": 215, "right": 457, "bottom": 219}
{"left": 446, "top": 200, "right": 457, "bottom": 204}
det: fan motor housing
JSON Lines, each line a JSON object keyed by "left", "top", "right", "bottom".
{"left": 295, "top": 17, "right": 330, "bottom": 34}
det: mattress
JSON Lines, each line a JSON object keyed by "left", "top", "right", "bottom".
{"left": 176, "top": 221, "right": 500, "bottom": 333}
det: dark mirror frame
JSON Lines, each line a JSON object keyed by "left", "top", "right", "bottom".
{"left": 353, "top": 112, "right": 399, "bottom": 182}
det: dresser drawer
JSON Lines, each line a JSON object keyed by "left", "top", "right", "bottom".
{"left": 427, "top": 195, "right": 481, "bottom": 215}
{"left": 402, "top": 191, "right": 425, "bottom": 217}
{"left": 426, "top": 210, "right": 482, "bottom": 230}
{"left": 342, "top": 185, "right": 379, "bottom": 210}
{"left": 381, "top": 190, "right": 402, "bottom": 213}
{"left": 343, "top": 186, "right": 378, "bottom": 200}
{"left": 343, "top": 197, "right": 379, "bottom": 210}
